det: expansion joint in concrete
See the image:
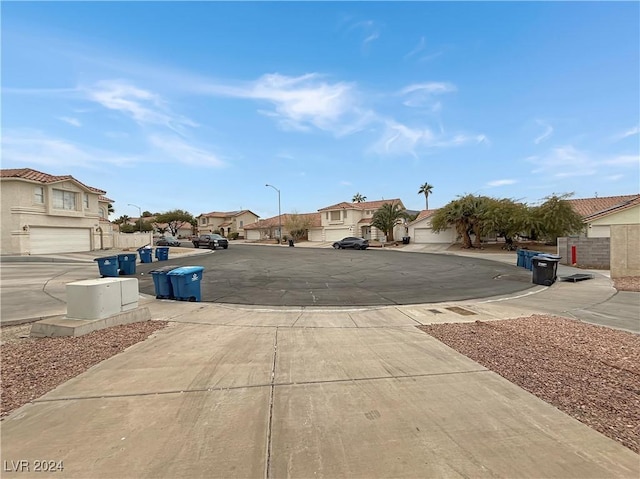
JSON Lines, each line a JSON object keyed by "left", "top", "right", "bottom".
{"left": 265, "top": 327, "right": 279, "bottom": 479}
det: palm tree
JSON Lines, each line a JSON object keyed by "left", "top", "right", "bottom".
{"left": 352, "top": 193, "right": 367, "bottom": 203}
{"left": 107, "top": 203, "right": 115, "bottom": 215}
{"left": 418, "top": 182, "right": 434, "bottom": 209}
{"left": 371, "top": 202, "right": 408, "bottom": 242}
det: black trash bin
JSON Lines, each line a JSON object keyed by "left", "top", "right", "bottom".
{"left": 288, "top": 239, "right": 294, "bottom": 247}
{"left": 532, "top": 255, "right": 559, "bottom": 286}
{"left": 402, "top": 236, "right": 410, "bottom": 245}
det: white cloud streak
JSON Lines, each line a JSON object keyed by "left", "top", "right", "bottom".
{"left": 59, "top": 116, "right": 81, "bottom": 127}
{"left": 399, "top": 82, "right": 456, "bottom": 108}
{"left": 534, "top": 120, "right": 553, "bottom": 144}
{"left": 82, "top": 80, "right": 198, "bottom": 134}
{"left": 148, "top": 135, "right": 225, "bottom": 168}
{"left": 486, "top": 179, "right": 517, "bottom": 187}
{"left": 612, "top": 125, "right": 640, "bottom": 141}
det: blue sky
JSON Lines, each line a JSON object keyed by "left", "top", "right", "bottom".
{"left": 2, "top": 1, "right": 639, "bottom": 220}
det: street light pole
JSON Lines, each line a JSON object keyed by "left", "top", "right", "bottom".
{"left": 265, "top": 184, "right": 281, "bottom": 244}
{"left": 128, "top": 203, "right": 142, "bottom": 232}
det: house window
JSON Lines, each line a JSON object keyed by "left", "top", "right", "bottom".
{"left": 330, "top": 211, "right": 341, "bottom": 221}
{"left": 201, "top": 217, "right": 207, "bottom": 225}
{"left": 326, "top": 212, "right": 329, "bottom": 220}
{"left": 52, "top": 189, "right": 77, "bottom": 210}
{"left": 99, "top": 207, "right": 106, "bottom": 219}
{"left": 34, "top": 186, "right": 44, "bottom": 204}
{"left": 239, "top": 220, "right": 244, "bottom": 227}
{"left": 83, "top": 193, "right": 89, "bottom": 209}
{"left": 343, "top": 210, "right": 348, "bottom": 219}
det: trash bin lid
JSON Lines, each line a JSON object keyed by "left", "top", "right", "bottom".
{"left": 167, "top": 266, "right": 205, "bottom": 275}
{"left": 537, "top": 254, "right": 561, "bottom": 260}
{"left": 150, "top": 266, "right": 181, "bottom": 274}
{"left": 94, "top": 256, "right": 118, "bottom": 261}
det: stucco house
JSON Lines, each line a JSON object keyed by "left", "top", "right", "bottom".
{"left": 407, "top": 209, "right": 457, "bottom": 244}
{"left": 244, "top": 213, "right": 322, "bottom": 241}
{"left": 1, "top": 168, "right": 113, "bottom": 255}
{"left": 315, "top": 199, "right": 406, "bottom": 242}
{"left": 568, "top": 195, "right": 640, "bottom": 238}
{"left": 196, "top": 210, "right": 259, "bottom": 238}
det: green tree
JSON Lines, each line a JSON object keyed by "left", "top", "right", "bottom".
{"left": 142, "top": 210, "right": 153, "bottom": 217}
{"left": 352, "top": 193, "right": 367, "bottom": 203}
{"left": 418, "top": 182, "right": 434, "bottom": 209}
{"left": 154, "top": 209, "right": 195, "bottom": 237}
{"left": 431, "top": 194, "right": 492, "bottom": 248}
{"left": 107, "top": 203, "right": 115, "bottom": 215}
{"left": 371, "top": 202, "right": 408, "bottom": 242}
{"left": 532, "top": 193, "right": 585, "bottom": 244}
{"left": 284, "top": 213, "right": 315, "bottom": 241}
{"left": 113, "top": 215, "right": 130, "bottom": 225}
{"left": 484, "top": 198, "right": 529, "bottom": 248}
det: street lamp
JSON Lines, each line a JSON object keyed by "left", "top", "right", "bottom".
{"left": 128, "top": 203, "right": 142, "bottom": 232}
{"left": 265, "top": 184, "right": 281, "bottom": 244}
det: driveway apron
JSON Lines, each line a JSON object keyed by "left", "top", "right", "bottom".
{"left": 2, "top": 307, "right": 638, "bottom": 478}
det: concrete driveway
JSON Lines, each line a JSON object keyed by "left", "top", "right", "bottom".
{"left": 2, "top": 305, "right": 638, "bottom": 478}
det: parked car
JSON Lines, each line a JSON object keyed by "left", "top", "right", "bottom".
{"left": 155, "top": 236, "right": 181, "bottom": 247}
{"left": 193, "top": 234, "right": 229, "bottom": 250}
{"left": 332, "top": 237, "right": 369, "bottom": 250}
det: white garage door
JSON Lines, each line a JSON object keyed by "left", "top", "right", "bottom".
{"left": 414, "top": 227, "right": 456, "bottom": 244}
{"left": 308, "top": 228, "right": 323, "bottom": 242}
{"left": 245, "top": 229, "right": 261, "bottom": 241}
{"left": 30, "top": 227, "right": 91, "bottom": 254}
{"left": 324, "top": 228, "right": 351, "bottom": 242}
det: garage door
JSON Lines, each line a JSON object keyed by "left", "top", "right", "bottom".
{"left": 30, "top": 227, "right": 91, "bottom": 254}
{"left": 308, "top": 228, "right": 323, "bottom": 242}
{"left": 414, "top": 227, "right": 456, "bottom": 244}
{"left": 324, "top": 228, "right": 351, "bottom": 242}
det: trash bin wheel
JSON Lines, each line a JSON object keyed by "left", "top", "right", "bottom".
{"left": 543, "top": 279, "right": 553, "bottom": 286}
{"left": 189, "top": 296, "right": 196, "bottom": 302}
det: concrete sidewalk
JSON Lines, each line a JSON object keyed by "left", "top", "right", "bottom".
{"left": 2, "top": 304, "right": 639, "bottom": 478}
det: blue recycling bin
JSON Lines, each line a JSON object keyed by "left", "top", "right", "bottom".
{"left": 150, "top": 266, "right": 180, "bottom": 299}
{"left": 94, "top": 256, "right": 119, "bottom": 277}
{"left": 516, "top": 249, "right": 526, "bottom": 268}
{"left": 138, "top": 247, "right": 153, "bottom": 263}
{"left": 167, "top": 266, "right": 205, "bottom": 302}
{"left": 117, "top": 253, "right": 137, "bottom": 275}
{"left": 524, "top": 250, "right": 540, "bottom": 271}
{"left": 155, "top": 246, "right": 169, "bottom": 261}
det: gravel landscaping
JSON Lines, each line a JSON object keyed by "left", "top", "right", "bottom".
{"left": 1, "top": 320, "right": 168, "bottom": 418}
{"left": 419, "top": 315, "right": 640, "bottom": 454}
{"left": 614, "top": 276, "right": 640, "bottom": 292}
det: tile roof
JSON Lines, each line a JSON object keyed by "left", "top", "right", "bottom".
{"left": 567, "top": 195, "right": 640, "bottom": 218}
{"left": 408, "top": 209, "right": 439, "bottom": 225}
{"left": 244, "top": 213, "right": 321, "bottom": 229}
{"left": 1, "top": 168, "right": 106, "bottom": 194}
{"left": 318, "top": 198, "right": 403, "bottom": 211}
{"left": 583, "top": 196, "right": 640, "bottom": 221}
{"left": 199, "top": 210, "right": 259, "bottom": 218}
{"left": 98, "top": 195, "right": 115, "bottom": 203}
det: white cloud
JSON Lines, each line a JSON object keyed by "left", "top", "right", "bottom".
{"left": 347, "top": 20, "right": 381, "bottom": 48}
{"left": 604, "top": 174, "right": 624, "bottom": 181}
{"left": 58, "top": 116, "right": 81, "bottom": 127}
{"left": 371, "top": 120, "right": 487, "bottom": 157}
{"left": 1, "top": 130, "right": 136, "bottom": 169}
{"left": 604, "top": 154, "right": 640, "bottom": 166}
{"left": 340, "top": 180, "right": 352, "bottom": 186}
{"left": 399, "top": 82, "right": 456, "bottom": 108}
{"left": 534, "top": 120, "right": 553, "bottom": 144}
{"left": 529, "top": 145, "right": 597, "bottom": 178}
{"left": 486, "top": 179, "right": 517, "bottom": 187}
{"left": 148, "top": 135, "right": 225, "bottom": 168}
{"left": 202, "top": 73, "right": 373, "bottom": 136}
{"left": 612, "top": 125, "right": 639, "bottom": 141}
{"left": 404, "top": 37, "right": 426, "bottom": 59}
{"left": 82, "top": 80, "right": 197, "bottom": 134}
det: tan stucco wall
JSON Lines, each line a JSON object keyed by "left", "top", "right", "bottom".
{"left": 610, "top": 224, "right": 640, "bottom": 278}
{"left": 587, "top": 205, "right": 640, "bottom": 238}
{"left": 1, "top": 179, "right": 103, "bottom": 255}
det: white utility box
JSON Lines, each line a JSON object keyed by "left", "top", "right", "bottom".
{"left": 66, "top": 278, "right": 139, "bottom": 320}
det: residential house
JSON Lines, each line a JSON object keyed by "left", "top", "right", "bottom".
{"left": 197, "top": 210, "right": 259, "bottom": 238}
{"left": 568, "top": 195, "right": 640, "bottom": 238}
{"left": 316, "top": 199, "right": 406, "bottom": 242}
{"left": 244, "top": 213, "right": 321, "bottom": 241}
{"left": 1, "top": 168, "right": 113, "bottom": 255}
{"left": 407, "top": 209, "right": 457, "bottom": 244}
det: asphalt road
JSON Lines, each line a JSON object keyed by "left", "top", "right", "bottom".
{"left": 136, "top": 245, "right": 534, "bottom": 306}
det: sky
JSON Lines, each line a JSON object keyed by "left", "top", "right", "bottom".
{"left": 2, "top": 1, "right": 639, "bottom": 221}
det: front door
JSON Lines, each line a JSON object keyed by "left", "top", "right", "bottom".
{"left": 361, "top": 226, "right": 371, "bottom": 239}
